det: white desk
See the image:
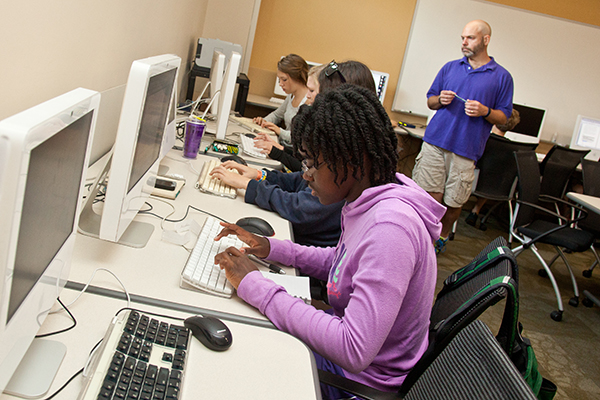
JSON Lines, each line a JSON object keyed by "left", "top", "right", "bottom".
{"left": 566, "top": 192, "right": 600, "bottom": 308}
{"left": 566, "top": 192, "right": 600, "bottom": 214}
{"left": 0, "top": 289, "right": 320, "bottom": 400}
{"left": 72, "top": 149, "right": 294, "bottom": 326}
{"left": 199, "top": 118, "right": 283, "bottom": 170}
{"left": 246, "top": 94, "right": 280, "bottom": 111}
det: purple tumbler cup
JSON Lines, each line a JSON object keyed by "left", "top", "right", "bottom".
{"left": 183, "top": 117, "right": 206, "bottom": 159}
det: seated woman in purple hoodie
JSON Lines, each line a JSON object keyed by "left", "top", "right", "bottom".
{"left": 214, "top": 85, "right": 445, "bottom": 398}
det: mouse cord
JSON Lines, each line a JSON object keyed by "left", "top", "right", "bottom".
{"left": 58, "top": 268, "right": 131, "bottom": 311}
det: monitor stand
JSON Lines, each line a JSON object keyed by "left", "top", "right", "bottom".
{"left": 3, "top": 339, "right": 66, "bottom": 399}
{"left": 78, "top": 152, "right": 154, "bottom": 248}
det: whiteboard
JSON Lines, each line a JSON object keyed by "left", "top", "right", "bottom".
{"left": 392, "top": 0, "right": 600, "bottom": 144}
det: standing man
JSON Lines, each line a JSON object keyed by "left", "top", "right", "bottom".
{"left": 412, "top": 19, "right": 514, "bottom": 254}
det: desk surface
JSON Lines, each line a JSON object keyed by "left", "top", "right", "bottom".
{"left": 246, "top": 94, "right": 281, "bottom": 111}
{"left": 72, "top": 146, "right": 294, "bottom": 326}
{"left": 0, "top": 289, "right": 320, "bottom": 400}
{"left": 567, "top": 192, "right": 600, "bottom": 214}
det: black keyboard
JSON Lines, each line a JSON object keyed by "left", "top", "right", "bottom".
{"left": 79, "top": 311, "right": 190, "bottom": 400}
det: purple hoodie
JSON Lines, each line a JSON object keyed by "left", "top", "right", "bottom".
{"left": 237, "top": 173, "right": 445, "bottom": 392}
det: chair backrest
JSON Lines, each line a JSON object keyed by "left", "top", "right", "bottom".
{"left": 399, "top": 237, "right": 519, "bottom": 396}
{"left": 514, "top": 150, "right": 542, "bottom": 227}
{"left": 404, "top": 320, "right": 537, "bottom": 400}
{"left": 582, "top": 158, "right": 600, "bottom": 197}
{"left": 539, "top": 145, "right": 590, "bottom": 198}
{"left": 579, "top": 159, "right": 600, "bottom": 235}
{"left": 474, "top": 134, "right": 538, "bottom": 199}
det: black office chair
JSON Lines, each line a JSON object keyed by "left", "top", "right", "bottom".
{"left": 404, "top": 320, "right": 537, "bottom": 400}
{"left": 470, "top": 134, "right": 538, "bottom": 239}
{"left": 578, "top": 159, "right": 600, "bottom": 280}
{"left": 511, "top": 151, "right": 595, "bottom": 321}
{"left": 538, "top": 145, "right": 589, "bottom": 218}
{"left": 318, "top": 237, "right": 521, "bottom": 399}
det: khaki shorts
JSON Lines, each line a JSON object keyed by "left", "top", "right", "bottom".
{"left": 412, "top": 142, "right": 475, "bottom": 208}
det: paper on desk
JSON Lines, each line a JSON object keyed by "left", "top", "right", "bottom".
{"left": 162, "top": 219, "right": 202, "bottom": 246}
{"left": 260, "top": 271, "right": 311, "bottom": 304}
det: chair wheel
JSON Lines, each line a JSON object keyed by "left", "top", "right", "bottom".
{"left": 479, "top": 222, "right": 488, "bottom": 231}
{"left": 583, "top": 297, "right": 594, "bottom": 308}
{"left": 550, "top": 310, "right": 563, "bottom": 321}
{"left": 449, "top": 232, "right": 455, "bottom": 241}
{"left": 538, "top": 269, "right": 548, "bottom": 278}
{"left": 583, "top": 269, "right": 593, "bottom": 278}
{"left": 568, "top": 296, "right": 579, "bottom": 307}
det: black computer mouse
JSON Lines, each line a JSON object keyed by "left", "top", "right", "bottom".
{"left": 221, "top": 154, "right": 247, "bottom": 166}
{"left": 184, "top": 315, "right": 233, "bottom": 352}
{"left": 236, "top": 217, "right": 275, "bottom": 236}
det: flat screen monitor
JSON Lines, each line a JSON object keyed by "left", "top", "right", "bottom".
{"left": 215, "top": 51, "right": 241, "bottom": 140}
{"left": 0, "top": 88, "right": 99, "bottom": 397}
{"left": 79, "top": 54, "right": 180, "bottom": 248}
{"left": 504, "top": 103, "right": 546, "bottom": 144}
{"left": 569, "top": 115, "right": 600, "bottom": 161}
{"left": 208, "top": 51, "right": 226, "bottom": 115}
{"left": 371, "top": 70, "right": 390, "bottom": 104}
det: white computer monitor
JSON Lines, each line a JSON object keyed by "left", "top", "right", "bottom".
{"left": 160, "top": 76, "right": 179, "bottom": 162}
{"left": 79, "top": 54, "right": 180, "bottom": 248}
{"left": 504, "top": 103, "right": 546, "bottom": 144}
{"left": 0, "top": 88, "right": 99, "bottom": 397}
{"left": 208, "top": 51, "right": 226, "bottom": 115}
{"left": 569, "top": 115, "right": 600, "bottom": 161}
{"left": 371, "top": 70, "right": 390, "bottom": 104}
{"left": 215, "top": 51, "right": 241, "bottom": 140}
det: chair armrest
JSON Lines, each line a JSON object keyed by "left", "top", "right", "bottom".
{"left": 541, "top": 194, "right": 590, "bottom": 222}
{"left": 317, "top": 369, "right": 401, "bottom": 400}
{"left": 515, "top": 199, "right": 569, "bottom": 223}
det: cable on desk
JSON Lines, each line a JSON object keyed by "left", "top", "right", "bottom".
{"left": 42, "top": 367, "right": 84, "bottom": 400}
{"left": 140, "top": 204, "right": 229, "bottom": 225}
{"left": 63, "top": 268, "right": 131, "bottom": 310}
{"left": 36, "top": 298, "right": 77, "bottom": 338}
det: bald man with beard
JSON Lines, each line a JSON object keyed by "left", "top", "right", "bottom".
{"left": 412, "top": 19, "right": 514, "bottom": 254}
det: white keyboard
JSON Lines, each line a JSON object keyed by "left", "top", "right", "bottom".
{"left": 269, "top": 96, "right": 285, "bottom": 105}
{"left": 196, "top": 159, "right": 238, "bottom": 198}
{"left": 180, "top": 216, "right": 242, "bottom": 298}
{"left": 240, "top": 133, "right": 267, "bottom": 159}
{"left": 229, "top": 115, "right": 272, "bottom": 135}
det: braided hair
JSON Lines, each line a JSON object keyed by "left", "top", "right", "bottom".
{"left": 292, "top": 84, "right": 398, "bottom": 187}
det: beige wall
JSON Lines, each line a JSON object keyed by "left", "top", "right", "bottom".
{"left": 0, "top": 0, "right": 209, "bottom": 120}
{"left": 248, "top": 0, "right": 600, "bottom": 123}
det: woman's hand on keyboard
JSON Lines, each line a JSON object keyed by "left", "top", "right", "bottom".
{"left": 254, "top": 132, "right": 283, "bottom": 152}
{"left": 214, "top": 222, "right": 271, "bottom": 259}
{"left": 214, "top": 223, "right": 271, "bottom": 288}
{"left": 210, "top": 162, "right": 254, "bottom": 189}
{"left": 261, "top": 121, "right": 281, "bottom": 135}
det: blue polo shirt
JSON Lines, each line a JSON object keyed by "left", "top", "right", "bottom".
{"left": 424, "top": 57, "right": 514, "bottom": 161}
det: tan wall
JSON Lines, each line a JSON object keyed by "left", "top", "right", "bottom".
{"left": 0, "top": 0, "right": 209, "bottom": 120}
{"left": 248, "top": 0, "right": 600, "bottom": 122}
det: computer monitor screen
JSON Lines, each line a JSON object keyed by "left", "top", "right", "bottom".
{"left": 371, "top": 70, "right": 390, "bottom": 104}
{"left": 208, "top": 51, "right": 225, "bottom": 115}
{"left": 79, "top": 54, "right": 181, "bottom": 248}
{"left": 215, "top": 52, "right": 241, "bottom": 140}
{"left": 570, "top": 115, "right": 600, "bottom": 161}
{"left": 505, "top": 103, "right": 546, "bottom": 144}
{"left": 0, "top": 88, "right": 99, "bottom": 395}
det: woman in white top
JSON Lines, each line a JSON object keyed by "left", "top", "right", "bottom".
{"left": 253, "top": 54, "right": 309, "bottom": 146}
